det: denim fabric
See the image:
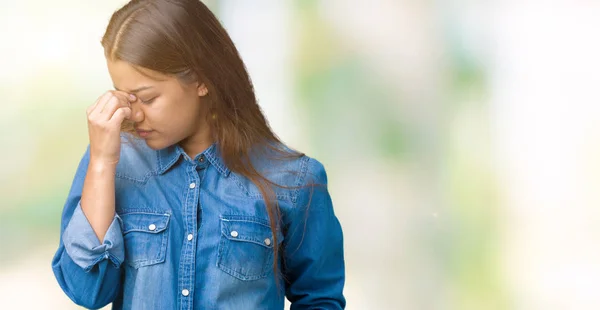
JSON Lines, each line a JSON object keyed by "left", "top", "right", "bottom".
{"left": 51, "top": 136, "right": 345, "bottom": 309}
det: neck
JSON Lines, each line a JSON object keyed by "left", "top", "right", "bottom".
{"left": 180, "top": 126, "right": 213, "bottom": 159}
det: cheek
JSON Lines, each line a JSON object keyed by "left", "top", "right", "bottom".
{"left": 162, "top": 97, "right": 202, "bottom": 129}
{"left": 178, "top": 96, "right": 204, "bottom": 119}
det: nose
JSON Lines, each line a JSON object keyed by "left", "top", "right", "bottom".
{"left": 129, "top": 101, "right": 144, "bottom": 123}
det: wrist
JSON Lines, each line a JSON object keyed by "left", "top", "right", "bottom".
{"left": 88, "top": 158, "right": 118, "bottom": 173}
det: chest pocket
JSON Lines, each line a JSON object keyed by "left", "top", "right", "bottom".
{"left": 217, "top": 215, "right": 283, "bottom": 281}
{"left": 121, "top": 212, "right": 171, "bottom": 269}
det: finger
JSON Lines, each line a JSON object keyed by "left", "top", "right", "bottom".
{"left": 111, "top": 90, "right": 137, "bottom": 103}
{"left": 87, "top": 92, "right": 113, "bottom": 116}
{"left": 97, "top": 95, "right": 122, "bottom": 120}
{"left": 96, "top": 91, "right": 129, "bottom": 116}
{"left": 89, "top": 94, "right": 116, "bottom": 121}
{"left": 109, "top": 106, "right": 132, "bottom": 125}
{"left": 108, "top": 99, "right": 132, "bottom": 122}
{"left": 101, "top": 91, "right": 131, "bottom": 114}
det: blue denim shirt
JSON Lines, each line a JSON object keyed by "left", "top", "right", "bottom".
{"left": 51, "top": 136, "right": 345, "bottom": 309}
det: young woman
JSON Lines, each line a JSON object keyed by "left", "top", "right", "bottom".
{"left": 50, "top": 0, "right": 345, "bottom": 309}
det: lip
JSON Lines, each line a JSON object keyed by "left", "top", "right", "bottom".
{"left": 136, "top": 129, "right": 153, "bottom": 137}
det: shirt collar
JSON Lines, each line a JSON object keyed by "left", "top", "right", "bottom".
{"left": 156, "top": 142, "right": 231, "bottom": 177}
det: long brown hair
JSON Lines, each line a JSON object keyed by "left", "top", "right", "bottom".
{"left": 101, "top": 0, "right": 305, "bottom": 279}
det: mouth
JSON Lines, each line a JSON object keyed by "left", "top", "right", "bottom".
{"left": 136, "top": 129, "right": 153, "bottom": 137}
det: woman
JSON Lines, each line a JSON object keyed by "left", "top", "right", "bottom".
{"left": 50, "top": 0, "right": 345, "bottom": 309}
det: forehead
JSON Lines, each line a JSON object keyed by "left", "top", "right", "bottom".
{"left": 106, "top": 59, "right": 170, "bottom": 92}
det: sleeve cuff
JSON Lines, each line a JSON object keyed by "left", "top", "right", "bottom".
{"left": 62, "top": 202, "right": 124, "bottom": 272}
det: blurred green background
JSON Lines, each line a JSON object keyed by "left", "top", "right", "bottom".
{"left": 2, "top": 1, "right": 600, "bottom": 309}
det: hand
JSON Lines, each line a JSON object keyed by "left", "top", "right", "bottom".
{"left": 86, "top": 90, "right": 137, "bottom": 166}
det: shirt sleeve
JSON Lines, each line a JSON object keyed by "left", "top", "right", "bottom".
{"left": 283, "top": 158, "right": 346, "bottom": 309}
{"left": 51, "top": 145, "right": 124, "bottom": 309}
{"left": 62, "top": 202, "right": 124, "bottom": 271}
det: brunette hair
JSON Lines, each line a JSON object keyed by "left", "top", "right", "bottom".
{"left": 101, "top": 0, "right": 307, "bottom": 280}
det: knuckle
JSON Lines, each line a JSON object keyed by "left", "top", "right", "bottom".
{"left": 113, "top": 109, "right": 126, "bottom": 118}
{"left": 107, "top": 96, "right": 119, "bottom": 106}
{"left": 98, "top": 92, "right": 109, "bottom": 101}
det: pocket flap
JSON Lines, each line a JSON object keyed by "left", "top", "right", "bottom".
{"left": 220, "top": 215, "right": 279, "bottom": 248}
{"left": 121, "top": 212, "right": 170, "bottom": 234}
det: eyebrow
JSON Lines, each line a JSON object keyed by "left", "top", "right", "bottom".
{"left": 113, "top": 85, "right": 154, "bottom": 93}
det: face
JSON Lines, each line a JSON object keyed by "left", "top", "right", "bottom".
{"left": 106, "top": 59, "right": 211, "bottom": 154}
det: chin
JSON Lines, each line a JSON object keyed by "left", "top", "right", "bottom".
{"left": 143, "top": 139, "right": 169, "bottom": 150}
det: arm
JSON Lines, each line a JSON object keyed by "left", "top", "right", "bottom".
{"left": 283, "top": 158, "right": 346, "bottom": 309}
{"left": 51, "top": 146, "right": 125, "bottom": 309}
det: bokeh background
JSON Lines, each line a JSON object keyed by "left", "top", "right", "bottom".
{"left": 1, "top": 0, "right": 600, "bottom": 309}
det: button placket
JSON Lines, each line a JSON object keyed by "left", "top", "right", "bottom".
{"left": 178, "top": 164, "right": 201, "bottom": 309}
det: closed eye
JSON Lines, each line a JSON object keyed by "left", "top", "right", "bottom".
{"left": 141, "top": 97, "right": 157, "bottom": 104}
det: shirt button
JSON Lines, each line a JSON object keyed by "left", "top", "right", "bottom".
{"left": 199, "top": 156, "right": 205, "bottom": 162}
{"left": 182, "top": 289, "right": 190, "bottom": 297}
{"left": 230, "top": 230, "right": 239, "bottom": 238}
{"left": 148, "top": 224, "right": 156, "bottom": 231}
{"left": 264, "top": 238, "right": 271, "bottom": 246}
{"left": 187, "top": 234, "right": 194, "bottom": 241}
{"left": 189, "top": 183, "right": 196, "bottom": 189}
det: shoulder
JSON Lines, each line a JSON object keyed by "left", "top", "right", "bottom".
{"left": 300, "top": 155, "right": 328, "bottom": 186}
{"left": 231, "top": 143, "right": 329, "bottom": 204}
{"left": 259, "top": 143, "right": 328, "bottom": 184}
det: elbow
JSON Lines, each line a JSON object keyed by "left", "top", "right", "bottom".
{"left": 72, "top": 295, "right": 114, "bottom": 310}
{"left": 63, "top": 276, "right": 119, "bottom": 310}
{"left": 51, "top": 252, "right": 121, "bottom": 309}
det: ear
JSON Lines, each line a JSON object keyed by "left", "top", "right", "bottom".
{"left": 197, "top": 83, "right": 208, "bottom": 97}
